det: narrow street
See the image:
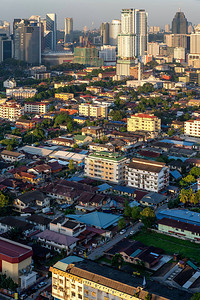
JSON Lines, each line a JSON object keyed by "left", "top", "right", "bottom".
{"left": 88, "top": 222, "right": 142, "bottom": 260}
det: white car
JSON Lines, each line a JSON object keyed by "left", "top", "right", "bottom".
{"left": 119, "top": 229, "right": 126, "bottom": 235}
{"left": 129, "top": 230, "right": 136, "bottom": 235}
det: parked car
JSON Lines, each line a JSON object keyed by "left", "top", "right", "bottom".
{"left": 119, "top": 229, "right": 126, "bottom": 235}
{"left": 129, "top": 230, "right": 136, "bottom": 235}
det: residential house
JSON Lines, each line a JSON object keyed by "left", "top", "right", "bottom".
{"left": 1, "top": 150, "right": 25, "bottom": 162}
{"left": 50, "top": 216, "right": 86, "bottom": 237}
{"left": 13, "top": 190, "right": 49, "bottom": 212}
{"left": 36, "top": 229, "right": 78, "bottom": 254}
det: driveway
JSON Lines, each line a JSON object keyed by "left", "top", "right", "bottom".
{"left": 87, "top": 222, "right": 142, "bottom": 260}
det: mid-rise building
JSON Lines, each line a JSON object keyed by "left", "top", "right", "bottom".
{"left": 74, "top": 47, "right": 103, "bottom": 67}
{"left": 79, "top": 103, "right": 108, "bottom": 119}
{"left": 50, "top": 258, "right": 171, "bottom": 300}
{"left": 184, "top": 119, "right": 200, "bottom": 137}
{"left": 55, "top": 93, "right": 74, "bottom": 101}
{"left": 0, "top": 20, "right": 10, "bottom": 36}
{"left": 99, "top": 45, "right": 116, "bottom": 66}
{"left": 0, "top": 237, "right": 36, "bottom": 288}
{"left": 6, "top": 88, "right": 37, "bottom": 99}
{"left": 127, "top": 113, "right": 161, "bottom": 134}
{"left": 0, "top": 101, "right": 24, "bottom": 121}
{"left": 82, "top": 126, "right": 105, "bottom": 139}
{"left": 126, "top": 158, "right": 169, "bottom": 192}
{"left": 85, "top": 151, "right": 129, "bottom": 184}
{"left": 24, "top": 102, "right": 49, "bottom": 114}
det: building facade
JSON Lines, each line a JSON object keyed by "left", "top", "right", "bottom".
{"left": 79, "top": 104, "right": 108, "bottom": 119}
{"left": 85, "top": 152, "right": 129, "bottom": 184}
{"left": 6, "top": 88, "right": 37, "bottom": 99}
{"left": 0, "top": 101, "right": 24, "bottom": 121}
{"left": 127, "top": 113, "right": 161, "bottom": 134}
{"left": 24, "top": 102, "right": 49, "bottom": 114}
{"left": 172, "top": 10, "right": 188, "bottom": 34}
{"left": 184, "top": 119, "right": 200, "bottom": 137}
{"left": 65, "top": 18, "right": 73, "bottom": 43}
{"left": 126, "top": 158, "right": 169, "bottom": 192}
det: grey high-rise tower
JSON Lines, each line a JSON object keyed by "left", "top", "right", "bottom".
{"left": 45, "top": 13, "right": 57, "bottom": 51}
{"left": 13, "top": 19, "right": 41, "bottom": 64}
{"left": 65, "top": 18, "right": 73, "bottom": 43}
{"left": 172, "top": 10, "right": 188, "bottom": 34}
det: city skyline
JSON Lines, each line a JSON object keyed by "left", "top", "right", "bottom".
{"left": 0, "top": 0, "right": 199, "bottom": 31}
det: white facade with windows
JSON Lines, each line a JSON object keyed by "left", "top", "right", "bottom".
{"left": 126, "top": 158, "right": 169, "bottom": 192}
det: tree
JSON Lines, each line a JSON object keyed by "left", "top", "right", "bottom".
{"left": 111, "top": 253, "right": 124, "bottom": 269}
{"left": 140, "top": 207, "right": 155, "bottom": 228}
{"left": 0, "top": 192, "right": 9, "bottom": 208}
{"left": 118, "top": 218, "right": 126, "bottom": 230}
{"left": 190, "top": 167, "right": 200, "bottom": 178}
{"left": 131, "top": 207, "right": 140, "bottom": 221}
{"left": 191, "top": 293, "right": 200, "bottom": 300}
{"left": 124, "top": 200, "right": 132, "bottom": 217}
{"left": 179, "top": 189, "right": 188, "bottom": 204}
{"left": 7, "top": 144, "right": 13, "bottom": 151}
{"left": 145, "top": 293, "right": 152, "bottom": 300}
{"left": 68, "top": 160, "right": 75, "bottom": 171}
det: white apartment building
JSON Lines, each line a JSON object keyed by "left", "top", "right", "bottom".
{"left": 0, "top": 101, "right": 24, "bottom": 121}
{"left": 24, "top": 102, "right": 49, "bottom": 114}
{"left": 6, "top": 88, "right": 37, "bottom": 99}
{"left": 3, "top": 79, "right": 16, "bottom": 89}
{"left": 126, "top": 158, "right": 169, "bottom": 192}
{"left": 184, "top": 119, "right": 200, "bottom": 137}
{"left": 99, "top": 46, "right": 116, "bottom": 66}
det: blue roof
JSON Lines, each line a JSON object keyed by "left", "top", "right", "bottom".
{"left": 97, "top": 183, "right": 112, "bottom": 192}
{"left": 168, "top": 156, "right": 188, "bottom": 162}
{"left": 157, "top": 209, "right": 200, "bottom": 226}
{"left": 160, "top": 139, "right": 194, "bottom": 146}
{"left": 129, "top": 200, "right": 140, "bottom": 207}
{"left": 66, "top": 211, "right": 121, "bottom": 229}
{"left": 113, "top": 185, "right": 136, "bottom": 194}
{"left": 170, "top": 170, "right": 182, "bottom": 180}
{"left": 130, "top": 249, "right": 142, "bottom": 258}
{"left": 72, "top": 116, "right": 87, "bottom": 120}
{"left": 67, "top": 176, "right": 84, "bottom": 182}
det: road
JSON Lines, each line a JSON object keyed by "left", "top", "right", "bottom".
{"left": 88, "top": 222, "right": 142, "bottom": 260}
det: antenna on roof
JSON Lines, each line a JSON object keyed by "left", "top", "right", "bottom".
{"left": 179, "top": 0, "right": 181, "bottom": 12}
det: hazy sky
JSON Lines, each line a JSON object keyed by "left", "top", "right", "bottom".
{"left": 1, "top": 0, "right": 200, "bottom": 30}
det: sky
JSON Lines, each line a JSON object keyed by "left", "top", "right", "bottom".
{"left": 1, "top": 0, "right": 200, "bottom": 30}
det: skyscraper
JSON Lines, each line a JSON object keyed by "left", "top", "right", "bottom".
{"left": 13, "top": 19, "right": 41, "bottom": 64}
{"left": 45, "top": 13, "right": 57, "bottom": 51}
{"left": 117, "top": 8, "right": 148, "bottom": 76}
{"left": 172, "top": 10, "right": 188, "bottom": 34}
{"left": 109, "top": 19, "right": 121, "bottom": 46}
{"left": 101, "top": 22, "right": 109, "bottom": 45}
{"left": 65, "top": 18, "right": 73, "bottom": 43}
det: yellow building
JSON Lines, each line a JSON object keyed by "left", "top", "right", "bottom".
{"left": 79, "top": 103, "right": 108, "bottom": 119}
{"left": 55, "top": 93, "right": 74, "bottom": 101}
{"left": 50, "top": 258, "right": 170, "bottom": 300}
{"left": 127, "top": 113, "right": 161, "bottom": 134}
{"left": 85, "top": 151, "right": 129, "bottom": 184}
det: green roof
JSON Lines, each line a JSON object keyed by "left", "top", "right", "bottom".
{"left": 75, "top": 135, "right": 87, "bottom": 141}
{"left": 89, "top": 151, "right": 126, "bottom": 162}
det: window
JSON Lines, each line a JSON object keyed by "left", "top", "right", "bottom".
{"left": 71, "top": 292, "right": 76, "bottom": 297}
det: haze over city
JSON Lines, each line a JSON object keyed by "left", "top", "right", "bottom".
{"left": 0, "top": 0, "right": 200, "bottom": 30}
